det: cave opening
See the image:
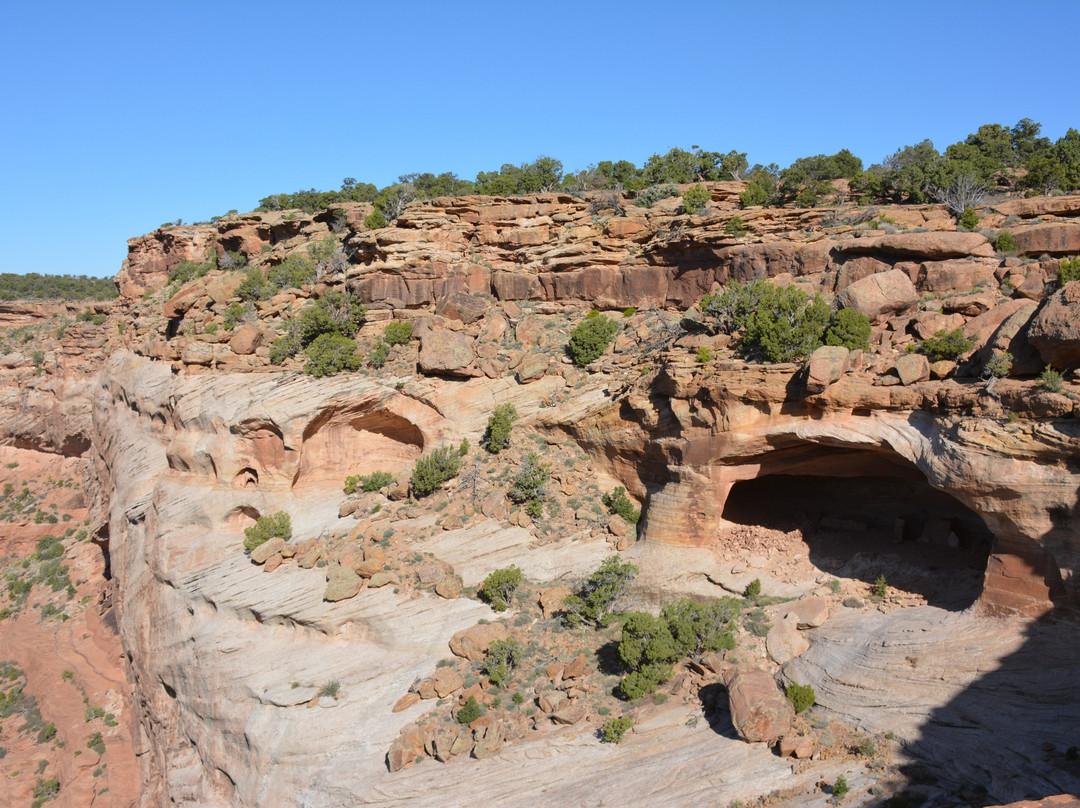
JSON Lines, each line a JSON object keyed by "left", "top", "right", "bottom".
{"left": 719, "top": 448, "right": 994, "bottom": 611}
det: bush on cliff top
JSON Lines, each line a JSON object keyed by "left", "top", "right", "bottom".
{"left": 568, "top": 314, "right": 619, "bottom": 366}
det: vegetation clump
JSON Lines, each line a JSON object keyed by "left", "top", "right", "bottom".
{"left": 724, "top": 215, "right": 747, "bottom": 236}
{"left": 959, "top": 206, "right": 980, "bottom": 230}
{"left": 700, "top": 280, "right": 829, "bottom": 362}
{"left": 681, "top": 184, "right": 711, "bottom": 214}
{"left": 303, "top": 333, "right": 362, "bottom": 377}
{"left": 919, "top": 328, "right": 972, "bottom": 361}
{"left": 563, "top": 556, "right": 638, "bottom": 627}
{"left": 602, "top": 487, "right": 640, "bottom": 524}
{"left": 1040, "top": 365, "right": 1065, "bottom": 392}
{"left": 456, "top": 695, "right": 482, "bottom": 724}
{"left": 483, "top": 403, "right": 518, "bottom": 453}
{"left": 993, "top": 231, "right": 1016, "bottom": 253}
{"left": 343, "top": 470, "right": 394, "bottom": 494}
{"left": 482, "top": 638, "right": 522, "bottom": 687}
{"left": 507, "top": 453, "right": 550, "bottom": 518}
{"left": 243, "top": 511, "right": 292, "bottom": 552}
{"left": 478, "top": 565, "right": 523, "bottom": 612}
{"left": 1058, "top": 257, "right": 1080, "bottom": 285}
{"left": 600, "top": 716, "right": 633, "bottom": 743}
{"left": 383, "top": 321, "right": 413, "bottom": 345}
{"left": 984, "top": 351, "right": 1012, "bottom": 378}
{"left": 824, "top": 308, "right": 872, "bottom": 351}
{"left": 568, "top": 313, "right": 619, "bottom": 366}
{"left": 0, "top": 273, "right": 118, "bottom": 302}
{"left": 785, "top": 682, "right": 816, "bottom": 713}
{"left": 410, "top": 447, "right": 463, "bottom": 497}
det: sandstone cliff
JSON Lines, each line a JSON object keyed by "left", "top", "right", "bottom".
{"left": 3, "top": 187, "right": 1080, "bottom": 807}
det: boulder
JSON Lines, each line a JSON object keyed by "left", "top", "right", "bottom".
{"left": 538, "top": 586, "right": 571, "bottom": 619}
{"left": 229, "top": 324, "right": 264, "bottom": 355}
{"left": 722, "top": 666, "right": 794, "bottom": 745}
{"left": 250, "top": 537, "right": 286, "bottom": 564}
{"left": 516, "top": 352, "right": 550, "bottom": 383}
{"left": 432, "top": 666, "right": 464, "bottom": 698}
{"left": 449, "top": 622, "right": 509, "bottom": 662}
{"left": 538, "top": 690, "right": 568, "bottom": 713}
{"left": 834, "top": 231, "right": 994, "bottom": 261}
{"left": 386, "top": 726, "right": 426, "bottom": 772}
{"left": 836, "top": 269, "right": 918, "bottom": 321}
{"left": 562, "top": 652, "right": 588, "bottom": 680}
{"left": 805, "top": 346, "right": 850, "bottom": 394}
{"left": 552, "top": 704, "right": 587, "bottom": 725}
{"left": 919, "top": 259, "right": 997, "bottom": 293}
{"left": 437, "top": 291, "right": 489, "bottom": 324}
{"left": 1012, "top": 223, "right": 1080, "bottom": 256}
{"left": 766, "top": 617, "right": 810, "bottom": 665}
{"left": 1028, "top": 282, "right": 1080, "bottom": 369}
{"left": 392, "top": 692, "right": 420, "bottom": 713}
{"left": 323, "top": 566, "right": 363, "bottom": 602}
{"left": 163, "top": 283, "right": 204, "bottom": 319}
{"left": 895, "top": 354, "right": 929, "bottom": 386}
{"left": 419, "top": 329, "right": 476, "bottom": 376}
{"left": 435, "top": 575, "right": 463, "bottom": 599}
{"left": 780, "top": 597, "right": 830, "bottom": 629}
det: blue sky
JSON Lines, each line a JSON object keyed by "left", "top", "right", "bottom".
{"left": 2, "top": 0, "right": 1078, "bottom": 278}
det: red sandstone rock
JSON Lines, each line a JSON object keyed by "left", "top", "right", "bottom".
{"left": 722, "top": 666, "right": 794, "bottom": 744}
{"left": 1028, "top": 282, "right": 1080, "bottom": 369}
{"left": 449, "top": 622, "right": 510, "bottom": 661}
{"left": 837, "top": 269, "right": 919, "bottom": 321}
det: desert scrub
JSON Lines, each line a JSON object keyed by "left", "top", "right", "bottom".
{"left": 919, "top": 328, "right": 971, "bottom": 361}
{"left": 724, "top": 215, "right": 747, "bottom": 237}
{"left": 343, "top": 470, "right": 394, "bottom": 494}
{"left": 507, "top": 453, "right": 550, "bottom": 518}
{"left": 479, "top": 565, "right": 523, "bottom": 612}
{"left": 1058, "top": 256, "right": 1080, "bottom": 285}
{"left": 602, "top": 486, "right": 640, "bottom": 524}
{"left": 681, "top": 184, "right": 711, "bottom": 214}
{"left": 1039, "top": 365, "right": 1064, "bottom": 392}
{"left": 482, "top": 638, "right": 522, "bottom": 687}
{"left": 984, "top": 350, "right": 1012, "bottom": 378}
{"left": 483, "top": 403, "right": 517, "bottom": 453}
{"left": 785, "top": 682, "right": 816, "bottom": 713}
{"left": 568, "top": 313, "right": 618, "bottom": 366}
{"left": 600, "top": 716, "right": 633, "bottom": 743}
{"left": 456, "top": 695, "right": 482, "bottom": 724}
{"left": 383, "top": 320, "right": 413, "bottom": 345}
{"left": 243, "top": 511, "right": 292, "bottom": 552}
{"left": 824, "top": 308, "right": 871, "bottom": 351}
{"left": 563, "top": 556, "right": 638, "bottom": 628}
{"left": 695, "top": 346, "right": 712, "bottom": 363}
{"left": 410, "top": 446, "right": 463, "bottom": 497}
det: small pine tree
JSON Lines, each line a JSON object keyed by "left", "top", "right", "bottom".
{"left": 682, "top": 184, "right": 711, "bottom": 214}
{"left": 483, "top": 403, "right": 518, "bottom": 453}
{"left": 959, "top": 207, "right": 980, "bottom": 230}
{"left": 568, "top": 315, "right": 619, "bottom": 366}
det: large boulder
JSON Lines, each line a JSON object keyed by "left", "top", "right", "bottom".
{"left": 1028, "top": 282, "right": 1080, "bottom": 369}
{"left": 722, "top": 666, "right": 794, "bottom": 744}
{"left": 1012, "top": 223, "right": 1080, "bottom": 256}
{"left": 833, "top": 231, "right": 994, "bottom": 261}
{"left": 419, "top": 329, "right": 477, "bottom": 376}
{"left": 449, "top": 621, "right": 509, "bottom": 662}
{"left": 836, "top": 269, "right": 919, "bottom": 321}
{"left": 805, "top": 346, "right": 850, "bottom": 394}
{"left": 229, "top": 324, "right": 265, "bottom": 356}
{"left": 895, "top": 353, "right": 930, "bottom": 386}
{"left": 766, "top": 618, "right": 810, "bottom": 666}
{"left": 436, "top": 291, "right": 489, "bottom": 324}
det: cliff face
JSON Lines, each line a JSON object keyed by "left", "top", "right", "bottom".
{"left": 4, "top": 188, "right": 1080, "bottom": 806}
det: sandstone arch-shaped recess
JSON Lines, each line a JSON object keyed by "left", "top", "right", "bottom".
{"left": 719, "top": 446, "right": 995, "bottom": 611}
{"left": 230, "top": 420, "right": 289, "bottom": 478}
{"left": 291, "top": 406, "right": 424, "bottom": 495}
{"left": 224, "top": 506, "right": 260, "bottom": 532}
{"left": 232, "top": 467, "right": 259, "bottom": 489}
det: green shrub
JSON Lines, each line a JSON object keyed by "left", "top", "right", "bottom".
{"left": 563, "top": 556, "right": 638, "bottom": 627}
{"left": 873, "top": 574, "right": 888, "bottom": 598}
{"left": 168, "top": 258, "right": 214, "bottom": 286}
{"left": 222, "top": 302, "right": 251, "bottom": 330}
{"left": 739, "top": 178, "right": 771, "bottom": 208}
{"left": 344, "top": 470, "right": 394, "bottom": 494}
{"left": 984, "top": 350, "right": 1012, "bottom": 378}
{"left": 919, "top": 328, "right": 971, "bottom": 361}
{"left": 236, "top": 267, "right": 272, "bottom": 301}
{"left": 243, "top": 512, "right": 291, "bottom": 552}
{"left": 512, "top": 691, "right": 524, "bottom": 704}
{"left": 458, "top": 438, "right": 469, "bottom": 456}
{"left": 411, "top": 446, "right": 463, "bottom": 497}
{"left": 633, "top": 183, "right": 679, "bottom": 208}
{"left": 303, "top": 333, "right": 362, "bottom": 376}
{"left": 600, "top": 716, "right": 633, "bottom": 743}
{"left": 383, "top": 321, "right": 413, "bottom": 345}
{"left": 1058, "top": 256, "right": 1080, "bottom": 285}
{"left": 295, "top": 290, "right": 366, "bottom": 346}
{"left": 267, "top": 255, "right": 317, "bottom": 290}
{"left": 701, "top": 280, "right": 828, "bottom": 362}
{"left": 1040, "top": 364, "right": 1064, "bottom": 392}
{"left": 482, "top": 638, "right": 522, "bottom": 687}
{"left": 824, "top": 308, "right": 872, "bottom": 351}
{"left": 661, "top": 597, "right": 739, "bottom": 659}
{"left": 479, "top": 566, "right": 523, "bottom": 611}
{"left": 364, "top": 210, "right": 388, "bottom": 230}
{"left": 568, "top": 314, "right": 619, "bottom": 366}
{"left": 317, "top": 680, "right": 340, "bottom": 699}
{"left": 743, "top": 607, "right": 771, "bottom": 636}
{"left": 993, "top": 231, "right": 1016, "bottom": 253}
{"left": 269, "top": 333, "right": 301, "bottom": 365}
{"left": 743, "top": 578, "right": 762, "bottom": 599}
{"left": 508, "top": 453, "right": 550, "bottom": 518}
{"left": 32, "top": 776, "right": 60, "bottom": 805}
{"left": 602, "top": 487, "right": 640, "bottom": 524}
{"left": 785, "top": 682, "right": 816, "bottom": 713}
{"left": 618, "top": 612, "right": 678, "bottom": 672}
{"left": 483, "top": 403, "right": 518, "bottom": 453}
{"left": 724, "top": 215, "right": 747, "bottom": 237}
{"left": 368, "top": 339, "right": 390, "bottom": 368}
{"left": 456, "top": 695, "right": 482, "bottom": 724}
{"left": 682, "top": 184, "right": 711, "bottom": 214}
{"left": 619, "top": 663, "right": 672, "bottom": 700}
{"left": 86, "top": 731, "right": 105, "bottom": 756}
{"left": 695, "top": 346, "right": 712, "bottom": 363}
{"left": 959, "top": 207, "right": 980, "bottom": 230}
{"left": 832, "top": 774, "right": 849, "bottom": 799}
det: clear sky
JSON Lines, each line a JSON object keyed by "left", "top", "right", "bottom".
{"left": 2, "top": 0, "right": 1078, "bottom": 278}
